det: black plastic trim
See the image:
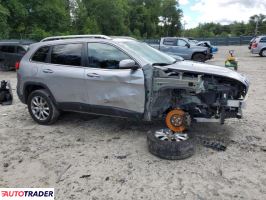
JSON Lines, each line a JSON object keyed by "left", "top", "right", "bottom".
{"left": 57, "top": 102, "right": 143, "bottom": 120}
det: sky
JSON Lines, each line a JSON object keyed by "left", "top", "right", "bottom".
{"left": 179, "top": 0, "right": 266, "bottom": 29}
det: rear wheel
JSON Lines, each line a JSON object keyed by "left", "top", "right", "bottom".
{"left": 27, "top": 90, "right": 60, "bottom": 125}
{"left": 192, "top": 53, "right": 206, "bottom": 62}
{"left": 259, "top": 49, "right": 266, "bottom": 57}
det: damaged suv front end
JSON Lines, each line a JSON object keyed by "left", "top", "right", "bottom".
{"left": 119, "top": 39, "right": 249, "bottom": 127}
{"left": 151, "top": 61, "right": 248, "bottom": 124}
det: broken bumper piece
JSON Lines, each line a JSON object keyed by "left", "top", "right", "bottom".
{"left": 194, "top": 99, "right": 246, "bottom": 123}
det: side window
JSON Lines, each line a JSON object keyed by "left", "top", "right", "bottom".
{"left": 87, "top": 43, "right": 130, "bottom": 69}
{"left": 260, "top": 37, "right": 266, "bottom": 43}
{"left": 51, "top": 43, "right": 82, "bottom": 66}
{"left": 177, "top": 40, "right": 188, "bottom": 47}
{"left": 17, "top": 46, "right": 26, "bottom": 54}
{"left": 1, "top": 45, "right": 15, "bottom": 53}
{"left": 32, "top": 46, "right": 50, "bottom": 62}
{"left": 163, "top": 39, "right": 176, "bottom": 46}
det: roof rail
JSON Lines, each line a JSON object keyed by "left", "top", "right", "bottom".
{"left": 41, "top": 35, "right": 111, "bottom": 42}
{"left": 110, "top": 36, "right": 137, "bottom": 41}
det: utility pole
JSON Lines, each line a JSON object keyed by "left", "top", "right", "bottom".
{"left": 255, "top": 16, "right": 259, "bottom": 36}
{"left": 183, "top": 21, "right": 187, "bottom": 37}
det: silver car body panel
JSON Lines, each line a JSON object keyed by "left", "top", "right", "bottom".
{"left": 164, "top": 61, "right": 249, "bottom": 88}
{"left": 84, "top": 67, "right": 145, "bottom": 113}
{"left": 38, "top": 63, "right": 87, "bottom": 103}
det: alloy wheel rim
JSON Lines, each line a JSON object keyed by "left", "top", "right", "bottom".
{"left": 155, "top": 129, "right": 189, "bottom": 142}
{"left": 31, "top": 96, "right": 50, "bottom": 120}
{"left": 262, "top": 50, "right": 266, "bottom": 57}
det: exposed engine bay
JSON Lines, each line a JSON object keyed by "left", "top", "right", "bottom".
{"left": 151, "top": 66, "right": 248, "bottom": 124}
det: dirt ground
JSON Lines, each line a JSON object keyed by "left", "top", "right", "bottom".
{"left": 0, "top": 46, "right": 266, "bottom": 200}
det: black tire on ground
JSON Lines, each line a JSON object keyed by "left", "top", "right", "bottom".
{"left": 259, "top": 49, "right": 266, "bottom": 57}
{"left": 192, "top": 53, "right": 206, "bottom": 62}
{"left": 147, "top": 130, "right": 195, "bottom": 160}
{"left": 27, "top": 89, "right": 60, "bottom": 125}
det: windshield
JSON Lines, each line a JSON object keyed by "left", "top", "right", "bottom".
{"left": 118, "top": 40, "right": 176, "bottom": 65}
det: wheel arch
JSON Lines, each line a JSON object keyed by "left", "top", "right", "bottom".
{"left": 23, "top": 82, "right": 57, "bottom": 105}
{"left": 259, "top": 48, "right": 266, "bottom": 56}
{"left": 191, "top": 51, "right": 206, "bottom": 59}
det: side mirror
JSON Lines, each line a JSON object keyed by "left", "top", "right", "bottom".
{"left": 185, "top": 43, "right": 190, "bottom": 48}
{"left": 119, "top": 59, "right": 139, "bottom": 70}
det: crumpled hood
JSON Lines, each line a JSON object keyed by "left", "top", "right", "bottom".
{"left": 166, "top": 61, "right": 249, "bottom": 88}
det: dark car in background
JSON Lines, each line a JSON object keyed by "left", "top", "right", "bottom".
{"left": 0, "top": 40, "right": 35, "bottom": 70}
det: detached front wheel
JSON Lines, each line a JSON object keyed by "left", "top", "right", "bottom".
{"left": 147, "top": 129, "right": 195, "bottom": 160}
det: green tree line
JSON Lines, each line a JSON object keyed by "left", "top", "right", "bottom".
{"left": 184, "top": 14, "right": 266, "bottom": 38}
{"left": 0, "top": 0, "right": 182, "bottom": 41}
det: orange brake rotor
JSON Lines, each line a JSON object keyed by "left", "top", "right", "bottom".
{"left": 165, "top": 109, "right": 186, "bottom": 132}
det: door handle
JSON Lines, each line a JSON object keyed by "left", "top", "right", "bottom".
{"left": 87, "top": 73, "right": 100, "bottom": 78}
{"left": 43, "top": 69, "right": 54, "bottom": 73}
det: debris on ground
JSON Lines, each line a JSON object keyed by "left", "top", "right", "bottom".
{"left": 115, "top": 155, "right": 128, "bottom": 160}
{"left": 197, "top": 136, "right": 227, "bottom": 151}
{"left": 3, "top": 163, "right": 9, "bottom": 168}
{"left": 80, "top": 175, "right": 91, "bottom": 179}
{"left": 0, "top": 80, "right": 13, "bottom": 105}
{"left": 56, "top": 164, "right": 72, "bottom": 183}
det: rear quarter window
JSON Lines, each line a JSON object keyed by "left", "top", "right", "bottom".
{"left": 31, "top": 46, "right": 50, "bottom": 62}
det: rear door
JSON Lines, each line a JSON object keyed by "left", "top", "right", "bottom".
{"left": 37, "top": 43, "right": 87, "bottom": 105}
{"left": 84, "top": 42, "right": 145, "bottom": 116}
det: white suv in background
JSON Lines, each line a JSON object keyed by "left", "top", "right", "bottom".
{"left": 251, "top": 35, "right": 266, "bottom": 57}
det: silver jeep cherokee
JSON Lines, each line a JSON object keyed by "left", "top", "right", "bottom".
{"left": 17, "top": 35, "right": 249, "bottom": 132}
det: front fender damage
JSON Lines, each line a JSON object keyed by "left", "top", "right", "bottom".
{"left": 147, "top": 65, "right": 248, "bottom": 124}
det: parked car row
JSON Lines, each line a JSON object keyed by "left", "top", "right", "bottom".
{"left": 149, "top": 37, "right": 217, "bottom": 62}
{"left": 250, "top": 35, "right": 266, "bottom": 57}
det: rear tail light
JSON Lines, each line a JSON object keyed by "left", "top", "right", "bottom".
{"left": 252, "top": 42, "right": 258, "bottom": 48}
{"left": 15, "top": 61, "right": 20, "bottom": 70}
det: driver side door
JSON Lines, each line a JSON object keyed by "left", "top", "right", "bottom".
{"left": 84, "top": 42, "right": 145, "bottom": 117}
